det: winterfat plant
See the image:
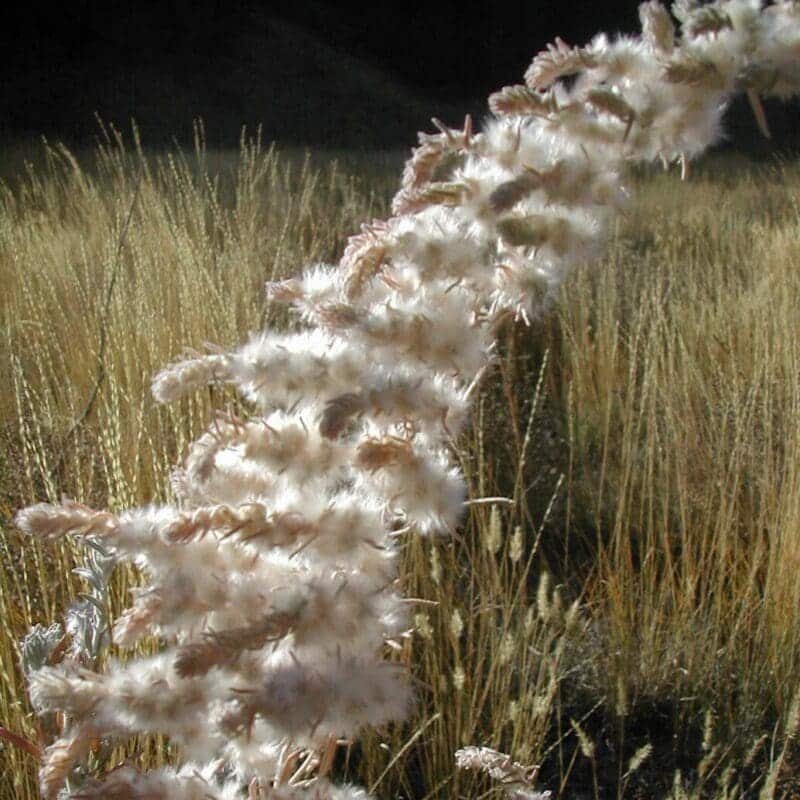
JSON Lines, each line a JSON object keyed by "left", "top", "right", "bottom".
{"left": 13, "top": 2, "right": 800, "bottom": 798}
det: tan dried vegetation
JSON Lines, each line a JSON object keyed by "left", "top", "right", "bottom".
{"left": 1, "top": 132, "right": 800, "bottom": 798}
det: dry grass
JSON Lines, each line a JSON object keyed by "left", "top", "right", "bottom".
{"left": 1, "top": 134, "right": 800, "bottom": 799}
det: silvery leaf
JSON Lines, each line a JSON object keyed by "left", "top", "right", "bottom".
{"left": 19, "top": 622, "right": 63, "bottom": 676}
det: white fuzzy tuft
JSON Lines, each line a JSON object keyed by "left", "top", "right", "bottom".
{"left": 16, "top": 4, "right": 800, "bottom": 798}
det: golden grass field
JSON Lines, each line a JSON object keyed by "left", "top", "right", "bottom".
{"left": 1, "top": 129, "right": 800, "bottom": 798}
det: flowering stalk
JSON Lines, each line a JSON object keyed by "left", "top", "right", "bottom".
{"left": 15, "top": 3, "right": 800, "bottom": 798}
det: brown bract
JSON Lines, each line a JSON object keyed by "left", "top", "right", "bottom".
{"left": 524, "top": 37, "right": 598, "bottom": 90}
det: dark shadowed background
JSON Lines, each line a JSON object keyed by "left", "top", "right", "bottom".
{"left": 1, "top": 0, "right": 798, "bottom": 151}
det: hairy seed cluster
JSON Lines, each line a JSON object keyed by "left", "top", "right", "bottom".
{"left": 15, "top": 2, "right": 800, "bottom": 798}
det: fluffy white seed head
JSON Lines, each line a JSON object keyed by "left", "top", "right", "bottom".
{"left": 17, "top": 5, "right": 800, "bottom": 799}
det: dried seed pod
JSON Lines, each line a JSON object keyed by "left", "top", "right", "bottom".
{"left": 586, "top": 89, "right": 636, "bottom": 125}
{"left": 112, "top": 589, "right": 163, "bottom": 646}
{"left": 664, "top": 56, "right": 722, "bottom": 87}
{"left": 319, "top": 393, "right": 364, "bottom": 439}
{"left": 497, "top": 215, "right": 571, "bottom": 254}
{"left": 455, "top": 746, "right": 541, "bottom": 787}
{"left": 489, "top": 85, "right": 560, "bottom": 117}
{"left": 402, "top": 140, "right": 446, "bottom": 188}
{"left": 393, "top": 117, "right": 474, "bottom": 215}
{"left": 355, "top": 437, "right": 416, "bottom": 471}
{"left": 392, "top": 181, "right": 471, "bottom": 216}
{"left": 640, "top": 0, "right": 675, "bottom": 53}
{"left": 163, "top": 503, "right": 311, "bottom": 546}
{"left": 525, "top": 37, "right": 598, "bottom": 89}
{"left": 585, "top": 89, "right": 637, "bottom": 139}
{"left": 488, "top": 173, "right": 542, "bottom": 214}
{"left": 684, "top": 6, "right": 732, "bottom": 38}
{"left": 39, "top": 727, "right": 93, "bottom": 800}
{"left": 175, "top": 612, "right": 301, "bottom": 677}
{"left": 341, "top": 221, "right": 392, "bottom": 299}
{"left": 15, "top": 500, "right": 116, "bottom": 541}
{"left": 314, "top": 303, "right": 364, "bottom": 330}
{"left": 265, "top": 277, "right": 305, "bottom": 304}
{"left": 151, "top": 352, "right": 231, "bottom": 403}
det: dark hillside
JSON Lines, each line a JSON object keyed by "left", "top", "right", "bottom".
{"left": 1, "top": 2, "right": 798, "bottom": 151}
{"left": 0, "top": 8, "right": 459, "bottom": 148}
